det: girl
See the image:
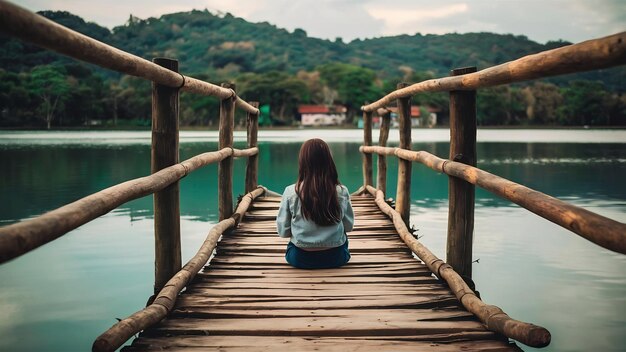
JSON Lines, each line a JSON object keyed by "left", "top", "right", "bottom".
{"left": 276, "top": 138, "right": 354, "bottom": 269}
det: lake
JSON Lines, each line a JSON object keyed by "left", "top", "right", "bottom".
{"left": 0, "top": 129, "right": 625, "bottom": 351}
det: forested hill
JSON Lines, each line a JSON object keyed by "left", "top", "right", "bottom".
{"left": 0, "top": 10, "right": 624, "bottom": 128}
{"left": 2, "top": 10, "right": 619, "bottom": 82}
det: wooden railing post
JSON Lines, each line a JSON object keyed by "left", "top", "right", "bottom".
{"left": 377, "top": 110, "right": 391, "bottom": 195}
{"left": 218, "top": 83, "right": 235, "bottom": 221}
{"left": 395, "top": 83, "right": 412, "bottom": 227}
{"left": 245, "top": 101, "right": 260, "bottom": 194}
{"left": 447, "top": 66, "right": 477, "bottom": 279}
{"left": 362, "top": 109, "right": 373, "bottom": 188}
{"left": 151, "top": 57, "right": 181, "bottom": 294}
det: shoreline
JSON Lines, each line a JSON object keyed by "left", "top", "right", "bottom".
{"left": 0, "top": 125, "right": 625, "bottom": 132}
{"left": 1, "top": 129, "right": 625, "bottom": 145}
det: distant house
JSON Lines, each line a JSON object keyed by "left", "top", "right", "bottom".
{"left": 298, "top": 105, "right": 347, "bottom": 126}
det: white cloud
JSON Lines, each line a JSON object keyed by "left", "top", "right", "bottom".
{"left": 244, "top": 0, "right": 384, "bottom": 41}
{"left": 202, "top": 0, "right": 264, "bottom": 18}
{"left": 365, "top": 3, "right": 469, "bottom": 36}
{"left": 14, "top": 0, "right": 626, "bottom": 43}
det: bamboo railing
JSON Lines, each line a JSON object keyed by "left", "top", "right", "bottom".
{"left": 92, "top": 186, "right": 266, "bottom": 352}
{"left": 360, "top": 146, "right": 626, "bottom": 254}
{"left": 358, "top": 31, "right": 626, "bottom": 348}
{"left": 0, "top": 147, "right": 257, "bottom": 264}
{"left": 365, "top": 185, "right": 550, "bottom": 347}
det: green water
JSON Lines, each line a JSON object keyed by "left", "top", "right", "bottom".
{"left": 0, "top": 130, "right": 625, "bottom": 351}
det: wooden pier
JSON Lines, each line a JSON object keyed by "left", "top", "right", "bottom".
{"left": 122, "top": 195, "right": 519, "bottom": 351}
{"left": 0, "top": 3, "right": 625, "bottom": 351}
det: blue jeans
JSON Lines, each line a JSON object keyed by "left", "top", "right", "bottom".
{"left": 285, "top": 238, "right": 351, "bottom": 269}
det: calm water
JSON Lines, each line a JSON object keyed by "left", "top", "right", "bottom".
{"left": 0, "top": 129, "right": 625, "bottom": 351}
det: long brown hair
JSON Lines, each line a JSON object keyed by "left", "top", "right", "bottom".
{"left": 295, "top": 139, "right": 341, "bottom": 226}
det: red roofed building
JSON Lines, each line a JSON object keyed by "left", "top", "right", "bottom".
{"left": 298, "top": 105, "right": 347, "bottom": 126}
{"left": 298, "top": 105, "right": 330, "bottom": 114}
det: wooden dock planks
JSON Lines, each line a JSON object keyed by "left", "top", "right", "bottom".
{"left": 122, "top": 195, "right": 520, "bottom": 351}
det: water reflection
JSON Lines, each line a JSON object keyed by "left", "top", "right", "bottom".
{"left": 0, "top": 132, "right": 625, "bottom": 351}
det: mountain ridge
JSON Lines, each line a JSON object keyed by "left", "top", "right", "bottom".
{"left": 0, "top": 9, "right": 623, "bottom": 128}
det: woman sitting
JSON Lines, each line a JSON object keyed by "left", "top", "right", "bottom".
{"left": 276, "top": 138, "right": 354, "bottom": 269}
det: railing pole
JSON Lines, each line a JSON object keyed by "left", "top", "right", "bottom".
{"left": 218, "top": 83, "right": 235, "bottom": 221}
{"left": 395, "top": 82, "right": 412, "bottom": 227}
{"left": 245, "top": 101, "right": 260, "bottom": 194}
{"left": 362, "top": 109, "right": 373, "bottom": 188}
{"left": 151, "top": 57, "right": 181, "bottom": 294}
{"left": 377, "top": 110, "right": 391, "bottom": 196}
{"left": 447, "top": 67, "right": 478, "bottom": 279}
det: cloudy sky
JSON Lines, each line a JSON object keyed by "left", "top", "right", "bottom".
{"left": 17, "top": 0, "right": 625, "bottom": 44}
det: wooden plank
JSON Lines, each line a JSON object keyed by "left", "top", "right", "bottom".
{"left": 185, "top": 283, "right": 443, "bottom": 291}
{"left": 165, "top": 307, "right": 476, "bottom": 322}
{"left": 209, "top": 251, "right": 417, "bottom": 261}
{"left": 212, "top": 251, "right": 416, "bottom": 262}
{"left": 215, "top": 246, "right": 412, "bottom": 254}
{"left": 142, "top": 317, "right": 487, "bottom": 336}
{"left": 217, "top": 239, "right": 409, "bottom": 249}
{"left": 207, "top": 260, "right": 424, "bottom": 267}
{"left": 168, "top": 308, "right": 473, "bottom": 320}
{"left": 216, "top": 240, "right": 410, "bottom": 250}
{"left": 173, "top": 295, "right": 459, "bottom": 310}
{"left": 191, "top": 274, "right": 439, "bottom": 285}
{"left": 219, "top": 235, "right": 403, "bottom": 243}
{"left": 182, "top": 287, "right": 454, "bottom": 298}
{"left": 124, "top": 336, "right": 520, "bottom": 351}
{"left": 197, "top": 268, "right": 434, "bottom": 279}
{"left": 205, "top": 262, "right": 426, "bottom": 271}
{"left": 208, "top": 255, "right": 419, "bottom": 265}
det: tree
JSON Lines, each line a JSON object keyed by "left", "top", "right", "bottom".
{"left": 28, "top": 65, "right": 71, "bottom": 129}
{"left": 317, "top": 63, "right": 382, "bottom": 121}
{"left": 296, "top": 70, "right": 328, "bottom": 105}
{"left": 237, "top": 71, "right": 309, "bottom": 124}
{"left": 477, "top": 86, "right": 525, "bottom": 125}
{"left": 521, "top": 82, "right": 563, "bottom": 124}
{"left": 113, "top": 75, "right": 151, "bottom": 125}
{"left": 181, "top": 95, "right": 219, "bottom": 126}
{"left": 558, "top": 80, "right": 616, "bottom": 126}
{"left": 0, "top": 69, "right": 37, "bottom": 126}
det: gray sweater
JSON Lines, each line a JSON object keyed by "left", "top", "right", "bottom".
{"left": 276, "top": 184, "right": 354, "bottom": 249}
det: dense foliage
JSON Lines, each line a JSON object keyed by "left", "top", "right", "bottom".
{"left": 0, "top": 10, "right": 624, "bottom": 128}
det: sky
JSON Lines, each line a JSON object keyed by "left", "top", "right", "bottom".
{"left": 16, "top": 0, "right": 626, "bottom": 44}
